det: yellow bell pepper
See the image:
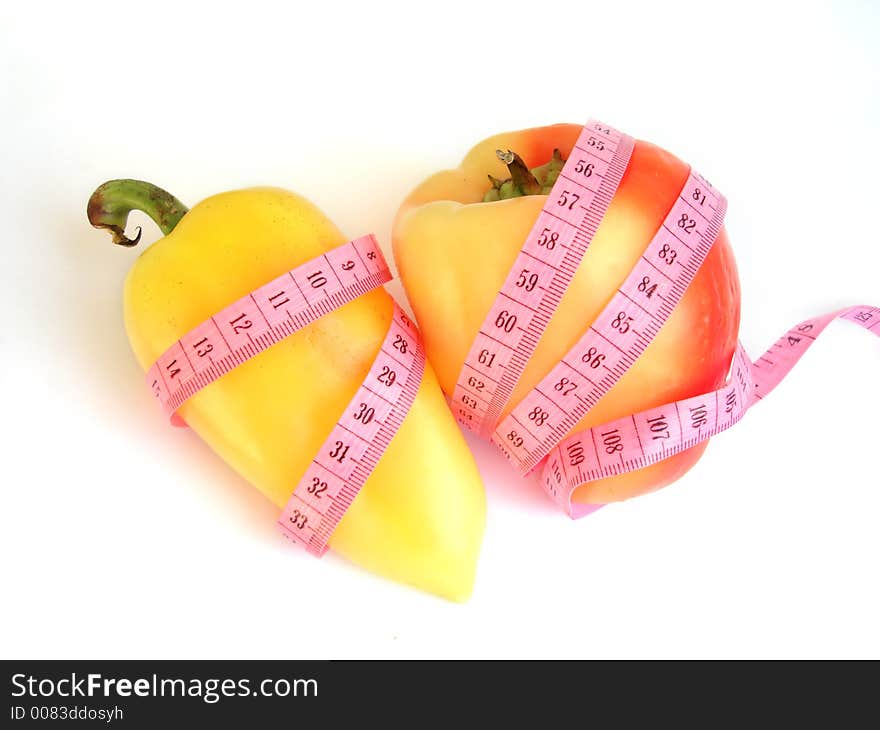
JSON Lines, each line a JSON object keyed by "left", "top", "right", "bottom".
{"left": 393, "top": 125, "right": 741, "bottom": 505}
{"left": 88, "top": 180, "right": 485, "bottom": 601}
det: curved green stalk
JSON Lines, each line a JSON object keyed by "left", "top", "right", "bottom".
{"left": 87, "top": 179, "right": 188, "bottom": 247}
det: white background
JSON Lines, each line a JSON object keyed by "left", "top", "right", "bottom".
{"left": 1, "top": 0, "right": 878, "bottom": 659}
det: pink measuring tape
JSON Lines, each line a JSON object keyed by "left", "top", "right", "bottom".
{"left": 146, "top": 235, "right": 424, "bottom": 555}
{"left": 278, "top": 302, "right": 424, "bottom": 555}
{"left": 543, "top": 306, "right": 879, "bottom": 517}
{"left": 452, "top": 119, "right": 879, "bottom": 514}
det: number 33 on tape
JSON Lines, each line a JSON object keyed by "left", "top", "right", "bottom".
{"left": 451, "top": 119, "right": 879, "bottom": 517}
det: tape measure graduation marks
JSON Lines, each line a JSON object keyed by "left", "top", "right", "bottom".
{"left": 496, "top": 167, "right": 725, "bottom": 474}
{"left": 146, "top": 235, "right": 390, "bottom": 420}
{"left": 451, "top": 119, "right": 721, "bottom": 470}
{"left": 452, "top": 119, "right": 878, "bottom": 512}
{"left": 279, "top": 303, "right": 425, "bottom": 555}
{"left": 541, "top": 305, "right": 880, "bottom": 518}
{"left": 146, "top": 235, "right": 424, "bottom": 556}
{"left": 452, "top": 121, "right": 635, "bottom": 439}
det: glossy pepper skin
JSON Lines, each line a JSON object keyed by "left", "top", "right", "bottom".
{"left": 393, "top": 124, "right": 741, "bottom": 505}
{"left": 89, "top": 181, "right": 485, "bottom": 601}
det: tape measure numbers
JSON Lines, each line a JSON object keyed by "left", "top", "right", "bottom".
{"left": 279, "top": 303, "right": 425, "bottom": 555}
{"left": 452, "top": 121, "right": 634, "bottom": 439}
{"left": 147, "top": 235, "right": 390, "bottom": 420}
{"left": 543, "top": 306, "right": 880, "bottom": 516}
{"left": 146, "top": 235, "right": 423, "bottom": 555}
{"left": 495, "top": 168, "right": 726, "bottom": 474}
{"left": 452, "top": 119, "right": 878, "bottom": 512}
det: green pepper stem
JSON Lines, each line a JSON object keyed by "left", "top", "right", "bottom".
{"left": 483, "top": 148, "right": 566, "bottom": 202}
{"left": 496, "top": 149, "right": 541, "bottom": 195}
{"left": 87, "top": 179, "right": 188, "bottom": 247}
